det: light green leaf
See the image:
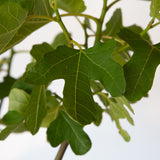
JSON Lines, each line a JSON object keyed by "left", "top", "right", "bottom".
{"left": 118, "top": 28, "right": 160, "bottom": 102}
{"left": 41, "top": 96, "right": 61, "bottom": 127}
{"left": 113, "top": 97, "right": 134, "bottom": 125}
{"left": 0, "top": 1, "right": 54, "bottom": 54}
{"left": 24, "top": 40, "right": 125, "bottom": 124}
{"left": 150, "top": 0, "right": 160, "bottom": 20}
{"left": 25, "top": 85, "right": 46, "bottom": 135}
{"left": 119, "top": 129, "right": 130, "bottom": 142}
{"left": 115, "top": 96, "right": 134, "bottom": 114}
{"left": 57, "top": 0, "right": 86, "bottom": 13}
{"left": 9, "top": 88, "right": 30, "bottom": 114}
{"left": 47, "top": 110, "right": 91, "bottom": 155}
{"left": 108, "top": 98, "right": 134, "bottom": 125}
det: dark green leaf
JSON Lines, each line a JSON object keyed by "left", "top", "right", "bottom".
{"left": 103, "top": 9, "right": 122, "bottom": 37}
{"left": 31, "top": 43, "right": 54, "bottom": 62}
{"left": 93, "top": 103, "right": 103, "bottom": 126}
{"left": 25, "top": 40, "right": 125, "bottom": 124}
{"left": 9, "top": 88, "right": 30, "bottom": 114}
{"left": 0, "top": 111, "right": 24, "bottom": 140}
{"left": 0, "top": 122, "right": 23, "bottom": 140}
{"left": 118, "top": 28, "right": 160, "bottom": 102}
{"left": 25, "top": 85, "right": 46, "bottom": 135}
{"left": 0, "top": 76, "right": 16, "bottom": 99}
{"left": 150, "top": 0, "right": 160, "bottom": 20}
{"left": 11, "top": 77, "right": 33, "bottom": 94}
{"left": 47, "top": 110, "right": 91, "bottom": 155}
{"left": 51, "top": 33, "right": 68, "bottom": 49}
{"left": 57, "top": 0, "right": 86, "bottom": 13}
{"left": 1, "top": 111, "right": 24, "bottom": 125}
{"left": 127, "top": 25, "right": 151, "bottom": 42}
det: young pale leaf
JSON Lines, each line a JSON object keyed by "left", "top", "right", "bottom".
{"left": 118, "top": 28, "right": 160, "bottom": 102}
{"left": 106, "top": 107, "right": 131, "bottom": 142}
{"left": 25, "top": 40, "right": 125, "bottom": 124}
{"left": 115, "top": 96, "right": 134, "bottom": 114}
{"left": 108, "top": 98, "right": 134, "bottom": 126}
{"left": 119, "top": 129, "right": 130, "bottom": 142}
{"left": 57, "top": 0, "right": 86, "bottom": 13}
{"left": 41, "top": 96, "right": 61, "bottom": 127}
{"left": 0, "top": 1, "right": 54, "bottom": 54}
{"left": 25, "top": 85, "right": 46, "bottom": 135}
{"left": 9, "top": 88, "right": 30, "bottom": 114}
{"left": 113, "top": 97, "right": 134, "bottom": 125}
{"left": 0, "top": 76, "right": 16, "bottom": 99}
{"left": 47, "top": 111, "right": 91, "bottom": 155}
{"left": 150, "top": 0, "right": 160, "bottom": 20}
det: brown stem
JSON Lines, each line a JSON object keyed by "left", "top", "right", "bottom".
{"left": 55, "top": 141, "right": 69, "bottom": 160}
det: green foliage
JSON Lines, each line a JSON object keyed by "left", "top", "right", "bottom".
{"left": 47, "top": 110, "right": 91, "bottom": 155}
{"left": 118, "top": 29, "right": 160, "bottom": 102}
{"left": 24, "top": 40, "right": 125, "bottom": 124}
{"left": 0, "top": 0, "right": 54, "bottom": 54}
{"left": 56, "top": 0, "right": 86, "bottom": 13}
{"left": 0, "top": 0, "right": 160, "bottom": 158}
{"left": 9, "top": 88, "right": 30, "bottom": 113}
{"left": 150, "top": 0, "right": 160, "bottom": 20}
{"left": 0, "top": 76, "right": 16, "bottom": 99}
{"left": 25, "top": 85, "right": 46, "bottom": 135}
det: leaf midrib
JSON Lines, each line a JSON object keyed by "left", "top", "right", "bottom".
{"left": 63, "top": 113, "right": 89, "bottom": 150}
{"left": 130, "top": 47, "right": 153, "bottom": 98}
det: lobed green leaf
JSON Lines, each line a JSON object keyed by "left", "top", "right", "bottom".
{"left": 24, "top": 40, "right": 125, "bottom": 125}
{"left": 118, "top": 28, "right": 160, "bottom": 102}
{"left": 47, "top": 110, "right": 91, "bottom": 155}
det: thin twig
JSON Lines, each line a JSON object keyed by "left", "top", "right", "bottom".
{"left": 55, "top": 141, "right": 69, "bottom": 160}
